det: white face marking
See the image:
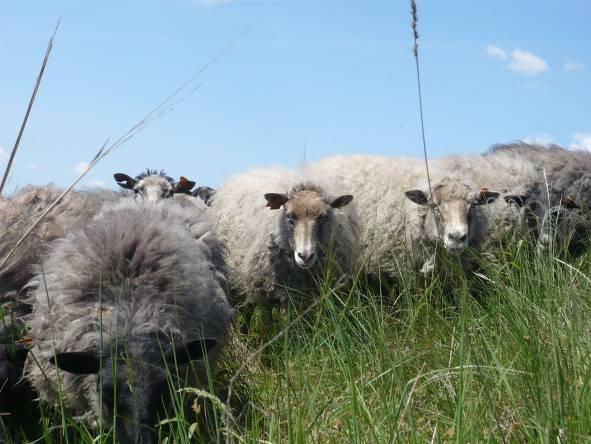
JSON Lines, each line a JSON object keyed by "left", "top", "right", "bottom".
{"left": 441, "top": 200, "right": 470, "bottom": 254}
{"left": 293, "top": 219, "right": 318, "bottom": 268}
{"left": 284, "top": 190, "right": 329, "bottom": 269}
{"left": 133, "top": 177, "right": 173, "bottom": 203}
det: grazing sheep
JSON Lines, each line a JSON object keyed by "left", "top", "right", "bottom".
{"left": 24, "top": 198, "right": 232, "bottom": 443}
{"left": 488, "top": 142, "right": 590, "bottom": 252}
{"left": 114, "top": 169, "right": 196, "bottom": 202}
{"left": 210, "top": 166, "right": 360, "bottom": 309}
{"left": 306, "top": 154, "right": 512, "bottom": 275}
{"left": 0, "top": 185, "right": 120, "bottom": 327}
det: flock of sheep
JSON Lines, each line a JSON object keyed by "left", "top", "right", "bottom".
{"left": 0, "top": 142, "right": 589, "bottom": 442}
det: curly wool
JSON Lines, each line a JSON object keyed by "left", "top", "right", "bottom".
{"left": 210, "top": 166, "right": 360, "bottom": 306}
{"left": 0, "top": 185, "right": 120, "bottom": 300}
{"left": 306, "top": 152, "right": 543, "bottom": 274}
{"left": 489, "top": 142, "right": 591, "bottom": 209}
{"left": 24, "top": 199, "right": 232, "bottom": 423}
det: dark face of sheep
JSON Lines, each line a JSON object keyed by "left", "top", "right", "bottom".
{"left": 50, "top": 337, "right": 217, "bottom": 444}
{"left": 405, "top": 182, "right": 500, "bottom": 255}
{"left": 505, "top": 188, "right": 584, "bottom": 253}
{"left": 192, "top": 186, "right": 216, "bottom": 206}
{"left": 264, "top": 190, "right": 353, "bottom": 269}
{"left": 114, "top": 171, "right": 196, "bottom": 203}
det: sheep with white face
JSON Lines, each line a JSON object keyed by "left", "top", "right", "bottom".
{"left": 114, "top": 169, "right": 196, "bottom": 203}
{"left": 211, "top": 167, "right": 360, "bottom": 310}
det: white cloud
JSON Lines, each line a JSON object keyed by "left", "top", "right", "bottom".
{"left": 508, "top": 49, "right": 549, "bottom": 76}
{"left": 570, "top": 133, "right": 591, "bottom": 152}
{"left": 524, "top": 134, "right": 554, "bottom": 146}
{"left": 0, "top": 146, "right": 8, "bottom": 162}
{"left": 564, "top": 62, "right": 585, "bottom": 72}
{"left": 73, "top": 161, "right": 90, "bottom": 175}
{"left": 485, "top": 44, "right": 507, "bottom": 61}
{"left": 485, "top": 44, "right": 549, "bottom": 77}
{"left": 87, "top": 179, "right": 106, "bottom": 188}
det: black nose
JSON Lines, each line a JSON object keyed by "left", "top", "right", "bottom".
{"left": 448, "top": 233, "right": 468, "bottom": 242}
{"left": 298, "top": 252, "right": 315, "bottom": 263}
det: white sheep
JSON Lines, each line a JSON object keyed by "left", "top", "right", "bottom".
{"left": 210, "top": 166, "right": 360, "bottom": 310}
{"left": 305, "top": 153, "right": 539, "bottom": 275}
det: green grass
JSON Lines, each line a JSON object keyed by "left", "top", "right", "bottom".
{"left": 3, "top": 238, "right": 591, "bottom": 443}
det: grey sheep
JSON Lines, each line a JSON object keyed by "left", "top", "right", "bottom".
{"left": 210, "top": 166, "right": 360, "bottom": 310}
{"left": 487, "top": 142, "right": 589, "bottom": 252}
{"left": 0, "top": 185, "right": 120, "bottom": 334}
{"left": 23, "top": 198, "right": 232, "bottom": 443}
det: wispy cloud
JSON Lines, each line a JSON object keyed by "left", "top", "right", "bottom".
{"left": 508, "top": 49, "right": 548, "bottom": 76}
{"left": 485, "top": 44, "right": 549, "bottom": 77}
{"left": 87, "top": 179, "right": 106, "bottom": 188}
{"left": 524, "top": 134, "right": 554, "bottom": 146}
{"left": 27, "top": 164, "right": 40, "bottom": 171}
{"left": 570, "top": 133, "right": 591, "bottom": 152}
{"left": 564, "top": 61, "right": 585, "bottom": 72}
{"left": 484, "top": 44, "right": 507, "bottom": 61}
{"left": 73, "top": 161, "right": 90, "bottom": 175}
{"left": 0, "top": 146, "right": 7, "bottom": 162}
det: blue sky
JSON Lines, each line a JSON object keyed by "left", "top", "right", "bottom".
{"left": 0, "top": 0, "right": 589, "bottom": 192}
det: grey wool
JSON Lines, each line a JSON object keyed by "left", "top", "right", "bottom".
{"left": 23, "top": 198, "right": 232, "bottom": 437}
{"left": 0, "top": 185, "right": 120, "bottom": 328}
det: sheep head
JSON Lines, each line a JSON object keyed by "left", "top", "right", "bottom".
{"left": 264, "top": 185, "right": 353, "bottom": 269}
{"left": 504, "top": 187, "right": 583, "bottom": 253}
{"left": 50, "top": 336, "right": 217, "bottom": 444}
{"left": 405, "top": 179, "right": 500, "bottom": 255}
{"left": 114, "top": 170, "right": 196, "bottom": 202}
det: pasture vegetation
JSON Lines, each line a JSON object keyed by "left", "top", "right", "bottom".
{"left": 2, "top": 233, "right": 591, "bottom": 443}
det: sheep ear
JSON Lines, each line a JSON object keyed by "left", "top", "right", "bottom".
{"left": 328, "top": 195, "right": 353, "bottom": 208}
{"left": 562, "top": 196, "right": 580, "bottom": 209}
{"left": 475, "top": 188, "right": 500, "bottom": 205}
{"left": 264, "top": 193, "right": 289, "bottom": 210}
{"left": 504, "top": 195, "right": 526, "bottom": 207}
{"left": 167, "top": 338, "right": 218, "bottom": 365}
{"left": 173, "top": 176, "right": 196, "bottom": 194}
{"left": 405, "top": 190, "right": 429, "bottom": 205}
{"left": 114, "top": 173, "right": 136, "bottom": 190}
{"left": 50, "top": 352, "right": 100, "bottom": 375}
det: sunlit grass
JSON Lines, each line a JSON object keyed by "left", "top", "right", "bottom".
{"left": 2, "top": 236, "right": 591, "bottom": 443}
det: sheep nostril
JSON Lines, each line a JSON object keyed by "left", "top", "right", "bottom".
{"left": 459, "top": 234, "right": 467, "bottom": 242}
{"left": 298, "top": 252, "right": 315, "bottom": 263}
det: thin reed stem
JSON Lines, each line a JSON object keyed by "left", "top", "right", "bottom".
{"left": 0, "top": 19, "right": 60, "bottom": 197}
{"left": 410, "top": 0, "right": 433, "bottom": 202}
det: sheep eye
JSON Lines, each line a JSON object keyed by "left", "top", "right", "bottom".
{"left": 286, "top": 214, "right": 296, "bottom": 225}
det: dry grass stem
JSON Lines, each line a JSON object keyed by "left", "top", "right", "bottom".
{"left": 0, "top": 19, "right": 61, "bottom": 197}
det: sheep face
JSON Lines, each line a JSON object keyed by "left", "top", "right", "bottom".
{"left": 114, "top": 171, "right": 195, "bottom": 203}
{"left": 50, "top": 336, "right": 216, "bottom": 443}
{"left": 505, "top": 188, "right": 583, "bottom": 252}
{"left": 406, "top": 181, "right": 500, "bottom": 255}
{"left": 192, "top": 186, "right": 216, "bottom": 206}
{"left": 265, "top": 190, "right": 353, "bottom": 269}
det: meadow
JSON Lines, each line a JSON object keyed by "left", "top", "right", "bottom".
{"left": 3, "top": 233, "right": 590, "bottom": 443}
